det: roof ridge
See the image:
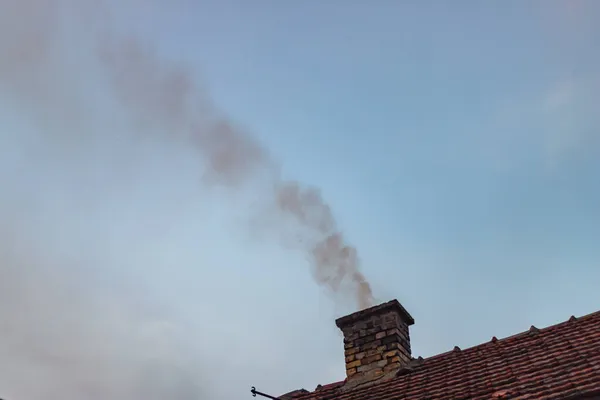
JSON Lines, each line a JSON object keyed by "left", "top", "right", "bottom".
{"left": 396, "top": 309, "right": 600, "bottom": 364}
{"left": 570, "top": 307, "right": 600, "bottom": 321}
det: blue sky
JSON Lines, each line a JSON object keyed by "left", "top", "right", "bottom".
{"left": 1, "top": 1, "right": 599, "bottom": 399}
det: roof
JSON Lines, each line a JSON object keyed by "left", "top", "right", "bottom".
{"left": 293, "top": 309, "right": 600, "bottom": 400}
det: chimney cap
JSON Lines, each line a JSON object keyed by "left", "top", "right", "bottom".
{"left": 335, "top": 299, "right": 415, "bottom": 329}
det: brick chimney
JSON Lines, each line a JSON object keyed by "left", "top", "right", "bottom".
{"left": 335, "top": 300, "right": 414, "bottom": 385}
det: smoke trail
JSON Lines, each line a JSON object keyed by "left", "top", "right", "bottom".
{"left": 0, "top": 0, "right": 373, "bottom": 398}
{"left": 0, "top": 1, "right": 209, "bottom": 399}
{"left": 100, "top": 37, "right": 375, "bottom": 310}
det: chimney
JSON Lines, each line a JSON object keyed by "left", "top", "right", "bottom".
{"left": 335, "top": 300, "right": 414, "bottom": 385}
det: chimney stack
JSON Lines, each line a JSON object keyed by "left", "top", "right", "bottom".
{"left": 336, "top": 300, "right": 414, "bottom": 385}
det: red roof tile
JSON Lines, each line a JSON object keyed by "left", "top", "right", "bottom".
{"left": 294, "top": 310, "right": 600, "bottom": 400}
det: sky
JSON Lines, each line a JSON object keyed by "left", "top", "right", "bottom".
{"left": 0, "top": 0, "right": 599, "bottom": 399}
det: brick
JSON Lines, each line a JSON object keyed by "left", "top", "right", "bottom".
{"left": 383, "top": 362, "right": 401, "bottom": 372}
{"left": 344, "top": 347, "right": 358, "bottom": 356}
{"left": 346, "top": 333, "right": 359, "bottom": 341}
{"left": 346, "top": 360, "right": 361, "bottom": 369}
{"left": 386, "top": 342, "right": 401, "bottom": 351}
{"left": 365, "top": 327, "right": 379, "bottom": 336}
{"left": 361, "top": 354, "right": 382, "bottom": 365}
{"left": 365, "top": 348, "right": 381, "bottom": 357}
{"left": 382, "top": 334, "right": 401, "bottom": 345}
{"left": 354, "top": 321, "right": 367, "bottom": 330}
{"left": 357, "top": 364, "right": 381, "bottom": 373}
{"left": 383, "top": 350, "right": 398, "bottom": 359}
{"left": 361, "top": 340, "right": 382, "bottom": 350}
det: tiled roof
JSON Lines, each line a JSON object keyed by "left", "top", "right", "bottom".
{"left": 293, "top": 310, "right": 600, "bottom": 400}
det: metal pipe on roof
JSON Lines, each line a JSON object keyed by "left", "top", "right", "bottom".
{"left": 251, "top": 386, "right": 280, "bottom": 399}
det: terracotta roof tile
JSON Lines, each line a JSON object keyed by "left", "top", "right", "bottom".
{"left": 293, "top": 310, "right": 600, "bottom": 400}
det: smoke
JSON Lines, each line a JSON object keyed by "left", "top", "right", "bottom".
{"left": 0, "top": 246, "right": 206, "bottom": 399}
{"left": 98, "top": 23, "right": 374, "bottom": 311}
{"left": 0, "top": 0, "right": 373, "bottom": 398}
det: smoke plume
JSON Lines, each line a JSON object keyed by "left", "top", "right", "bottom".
{"left": 98, "top": 24, "right": 374, "bottom": 311}
{"left": 0, "top": 0, "right": 373, "bottom": 398}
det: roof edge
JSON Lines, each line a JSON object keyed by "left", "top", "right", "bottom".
{"left": 421, "top": 308, "right": 600, "bottom": 364}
